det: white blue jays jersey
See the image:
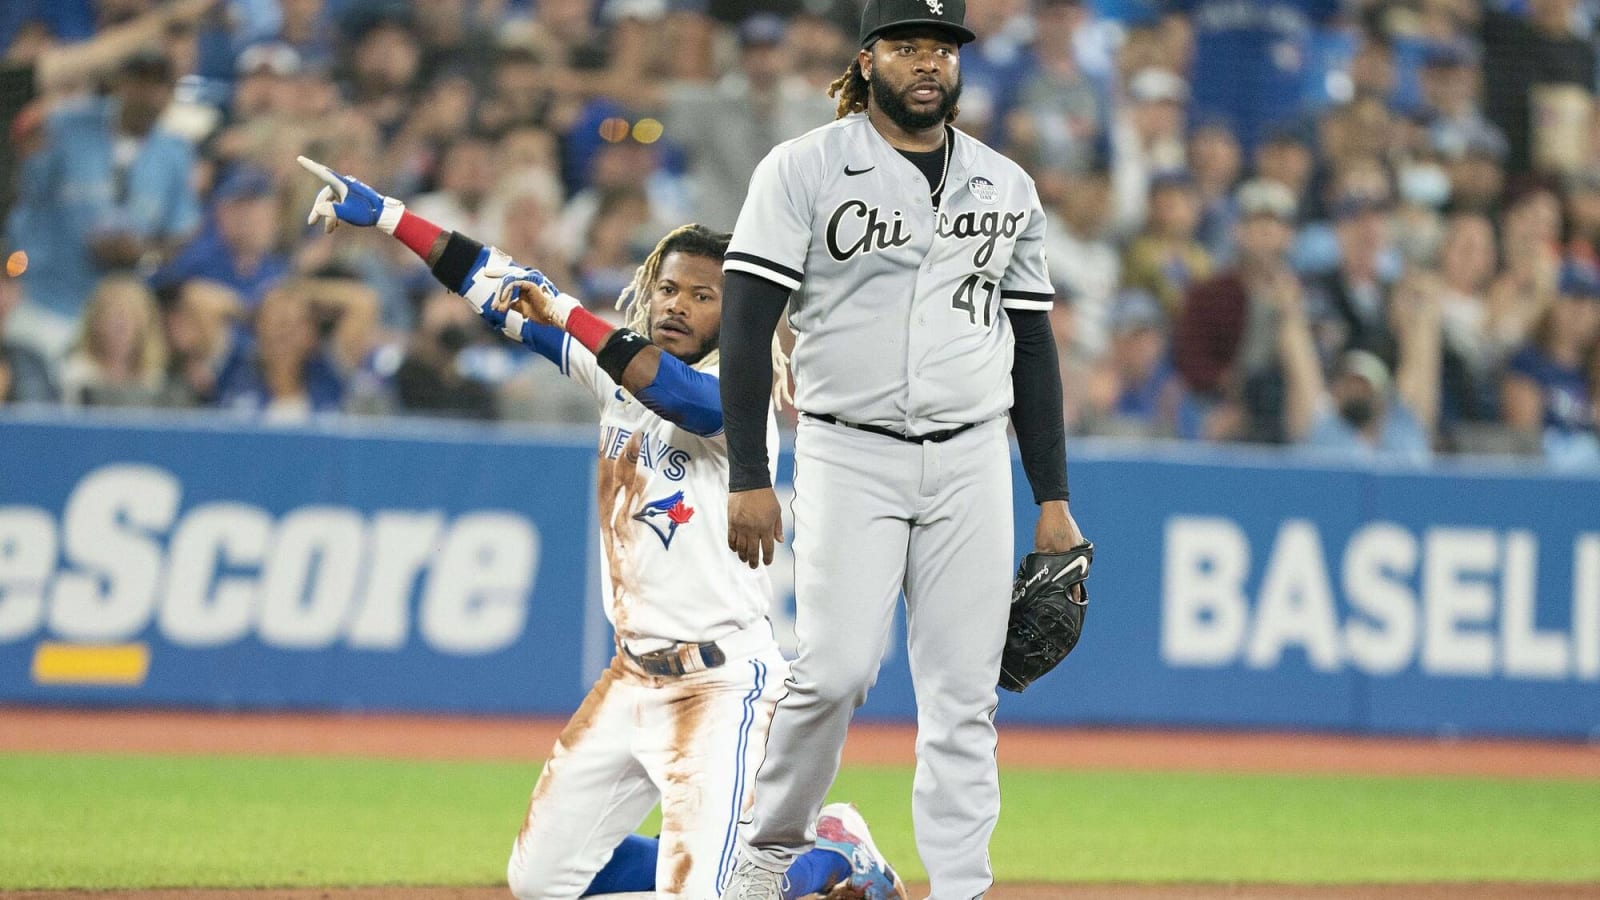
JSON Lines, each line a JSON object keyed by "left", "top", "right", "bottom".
{"left": 725, "top": 113, "right": 1055, "bottom": 434}
{"left": 551, "top": 337, "right": 781, "bottom": 646}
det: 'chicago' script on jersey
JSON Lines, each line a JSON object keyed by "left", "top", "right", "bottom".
{"left": 936, "top": 209, "right": 1028, "bottom": 268}
{"left": 826, "top": 200, "right": 911, "bottom": 261}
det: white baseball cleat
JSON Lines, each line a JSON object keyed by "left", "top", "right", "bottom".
{"left": 724, "top": 855, "right": 788, "bottom": 900}
{"left": 815, "top": 803, "right": 909, "bottom": 900}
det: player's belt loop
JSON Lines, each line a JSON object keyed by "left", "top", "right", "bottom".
{"left": 803, "top": 412, "right": 979, "bottom": 444}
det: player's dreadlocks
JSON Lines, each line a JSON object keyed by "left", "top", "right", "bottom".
{"left": 615, "top": 224, "right": 794, "bottom": 406}
{"left": 828, "top": 59, "right": 871, "bottom": 120}
{"left": 827, "top": 57, "right": 960, "bottom": 123}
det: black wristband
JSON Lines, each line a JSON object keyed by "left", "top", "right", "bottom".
{"left": 596, "top": 328, "right": 651, "bottom": 385}
{"left": 432, "top": 231, "right": 484, "bottom": 294}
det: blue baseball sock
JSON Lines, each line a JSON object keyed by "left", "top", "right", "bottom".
{"left": 782, "top": 847, "right": 853, "bottom": 900}
{"left": 582, "top": 833, "right": 658, "bottom": 895}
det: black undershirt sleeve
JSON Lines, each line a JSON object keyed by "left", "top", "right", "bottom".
{"left": 720, "top": 270, "right": 791, "bottom": 492}
{"left": 1006, "top": 308, "right": 1070, "bottom": 504}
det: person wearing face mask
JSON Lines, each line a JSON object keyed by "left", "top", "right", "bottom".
{"left": 1277, "top": 265, "right": 1440, "bottom": 464}
{"left": 393, "top": 289, "right": 498, "bottom": 420}
{"left": 1393, "top": 159, "right": 1453, "bottom": 267}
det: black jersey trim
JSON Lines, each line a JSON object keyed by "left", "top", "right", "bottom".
{"left": 724, "top": 252, "right": 803, "bottom": 290}
{"left": 1001, "top": 289, "right": 1055, "bottom": 303}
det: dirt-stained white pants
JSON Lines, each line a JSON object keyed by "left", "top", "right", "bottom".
{"left": 508, "top": 625, "right": 787, "bottom": 900}
{"left": 738, "top": 416, "right": 1014, "bottom": 899}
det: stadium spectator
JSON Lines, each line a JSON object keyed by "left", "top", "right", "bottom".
{"left": 1043, "top": 163, "right": 1120, "bottom": 359}
{"left": 494, "top": 169, "right": 573, "bottom": 294}
{"left": 1419, "top": 38, "right": 1490, "bottom": 141}
{"left": 1562, "top": 166, "right": 1600, "bottom": 269}
{"left": 346, "top": 12, "right": 423, "bottom": 141}
{"left": 1306, "top": 192, "right": 1400, "bottom": 369}
{"left": 1112, "top": 67, "right": 1189, "bottom": 237}
{"left": 1486, "top": 185, "right": 1564, "bottom": 354}
{"left": 5, "top": 49, "right": 199, "bottom": 356}
{"left": 575, "top": 184, "right": 652, "bottom": 305}
{"left": 1478, "top": 0, "right": 1593, "bottom": 176}
{"left": 1008, "top": 0, "right": 1104, "bottom": 176}
{"left": 552, "top": 138, "right": 684, "bottom": 274}
{"left": 414, "top": 0, "right": 494, "bottom": 86}
{"left": 1393, "top": 158, "right": 1452, "bottom": 267}
{"left": 1122, "top": 170, "right": 1212, "bottom": 318}
{"left": 1183, "top": 0, "right": 1341, "bottom": 153}
{"left": 1434, "top": 211, "right": 1503, "bottom": 431}
{"left": 393, "top": 289, "right": 497, "bottom": 421}
{"left": 1502, "top": 262, "right": 1600, "bottom": 467}
{"left": 160, "top": 278, "right": 241, "bottom": 407}
{"left": 1252, "top": 124, "right": 1316, "bottom": 222}
{"left": 229, "top": 41, "right": 301, "bottom": 123}
{"left": 150, "top": 165, "right": 289, "bottom": 309}
{"left": 661, "top": 11, "right": 835, "bottom": 230}
{"left": 1175, "top": 178, "right": 1302, "bottom": 442}
{"left": 1346, "top": 30, "right": 1398, "bottom": 106}
{"left": 408, "top": 136, "right": 503, "bottom": 247}
{"left": 59, "top": 273, "right": 168, "bottom": 407}
{"left": 275, "top": 0, "right": 334, "bottom": 70}
{"left": 474, "top": 46, "right": 553, "bottom": 137}
{"left": 1482, "top": 0, "right": 1596, "bottom": 177}
{"left": 1, "top": 0, "right": 1596, "bottom": 470}
{"left": 1277, "top": 269, "right": 1439, "bottom": 465}
{"left": 0, "top": 0, "right": 213, "bottom": 226}
{"left": 1085, "top": 287, "right": 1179, "bottom": 438}
{"left": 955, "top": 0, "right": 1035, "bottom": 144}
{"left": 560, "top": 12, "right": 835, "bottom": 232}
{"left": 786, "top": 8, "right": 855, "bottom": 91}
{"left": 1432, "top": 125, "right": 1505, "bottom": 216}
{"left": 1188, "top": 119, "right": 1243, "bottom": 261}
{"left": 213, "top": 276, "right": 376, "bottom": 420}
{"left": 0, "top": 250, "right": 55, "bottom": 404}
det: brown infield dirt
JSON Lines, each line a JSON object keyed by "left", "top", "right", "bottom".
{"left": 4, "top": 707, "right": 1599, "bottom": 900}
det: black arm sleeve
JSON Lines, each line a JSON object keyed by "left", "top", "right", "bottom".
{"left": 431, "top": 231, "right": 486, "bottom": 294}
{"left": 720, "top": 270, "right": 791, "bottom": 492}
{"left": 1006, "top": 308, "right": 1070, "bottom": 504}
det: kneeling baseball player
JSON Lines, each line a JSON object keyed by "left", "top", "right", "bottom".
{"left": 298, "top": 156, "right": 905, "bottom": 900}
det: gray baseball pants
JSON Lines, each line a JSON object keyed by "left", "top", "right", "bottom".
{"left": 738, "top": 415, "right": 1014, "bottom": 899}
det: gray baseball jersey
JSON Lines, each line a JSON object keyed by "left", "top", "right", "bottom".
{"left": 724, "top": 112, "right": 1054, "bottom": 433}
{"left": 726, "top": 111, "right": 1053, "bottom": 897}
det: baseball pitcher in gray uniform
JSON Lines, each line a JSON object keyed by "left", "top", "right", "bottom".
{"left": 716, "top": 1, "right": 1089, "bottom": 898}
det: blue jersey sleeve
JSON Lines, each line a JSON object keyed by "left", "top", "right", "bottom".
{"left": 516, "top": 320, "right": 566, "bottom": 367}
{"left": 634, "top": 354, "right": 724, "bottom": 437}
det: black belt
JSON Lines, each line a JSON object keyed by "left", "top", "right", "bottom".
{"left": 804, "top": 412, "right": 979, "bottom": 444}
{"left": 623, "top": 640, "right": 727, "bottom": 677}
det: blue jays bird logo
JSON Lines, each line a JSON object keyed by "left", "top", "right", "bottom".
{"left": 633, "top": 491, "right": 695, "bottom": 549}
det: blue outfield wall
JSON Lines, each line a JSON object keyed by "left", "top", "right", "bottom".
{"left": 0, "top": 411, "right": 1596, "bottom": 738}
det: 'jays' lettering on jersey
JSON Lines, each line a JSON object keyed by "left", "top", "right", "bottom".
{"left": 458, "top": 260, "right": 780, "bottom": 647}
{"left": 725, "top": 113, "right": 1054, "bottom": 433}
{"left": 562, "top": 341, "right": 781, "bottom": 647}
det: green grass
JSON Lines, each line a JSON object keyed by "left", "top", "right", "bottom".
{"left": 2, "top": 753, "right": 1597, "bottom": 889}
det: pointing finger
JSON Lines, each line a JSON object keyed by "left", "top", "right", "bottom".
{"left": 295, "top": 155, "right": 347, "bottom": 197}
{"left": 295, "top": 154, "right": 336, "bottom": 184}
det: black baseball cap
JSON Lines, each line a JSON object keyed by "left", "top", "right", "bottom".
{"left": 859, "top": 0, "right": 976, "bottom": 48}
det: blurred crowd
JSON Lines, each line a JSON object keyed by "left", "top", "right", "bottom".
{"left": 2, "top": 0, "right": 1600, "bottom": 469}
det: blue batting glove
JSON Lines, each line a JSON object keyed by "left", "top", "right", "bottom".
{"left": 297, "top": 155, "right": 406, "bottom": 234}
{"left": 484, "top": 263, "right": 561, "bottom": 304}
{"left": 481, "top": 260, "right": 580, "bottom": 330}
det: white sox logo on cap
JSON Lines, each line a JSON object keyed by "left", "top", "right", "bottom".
{"left": 924, "top": 0, "right": 944, "bottom": 13}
